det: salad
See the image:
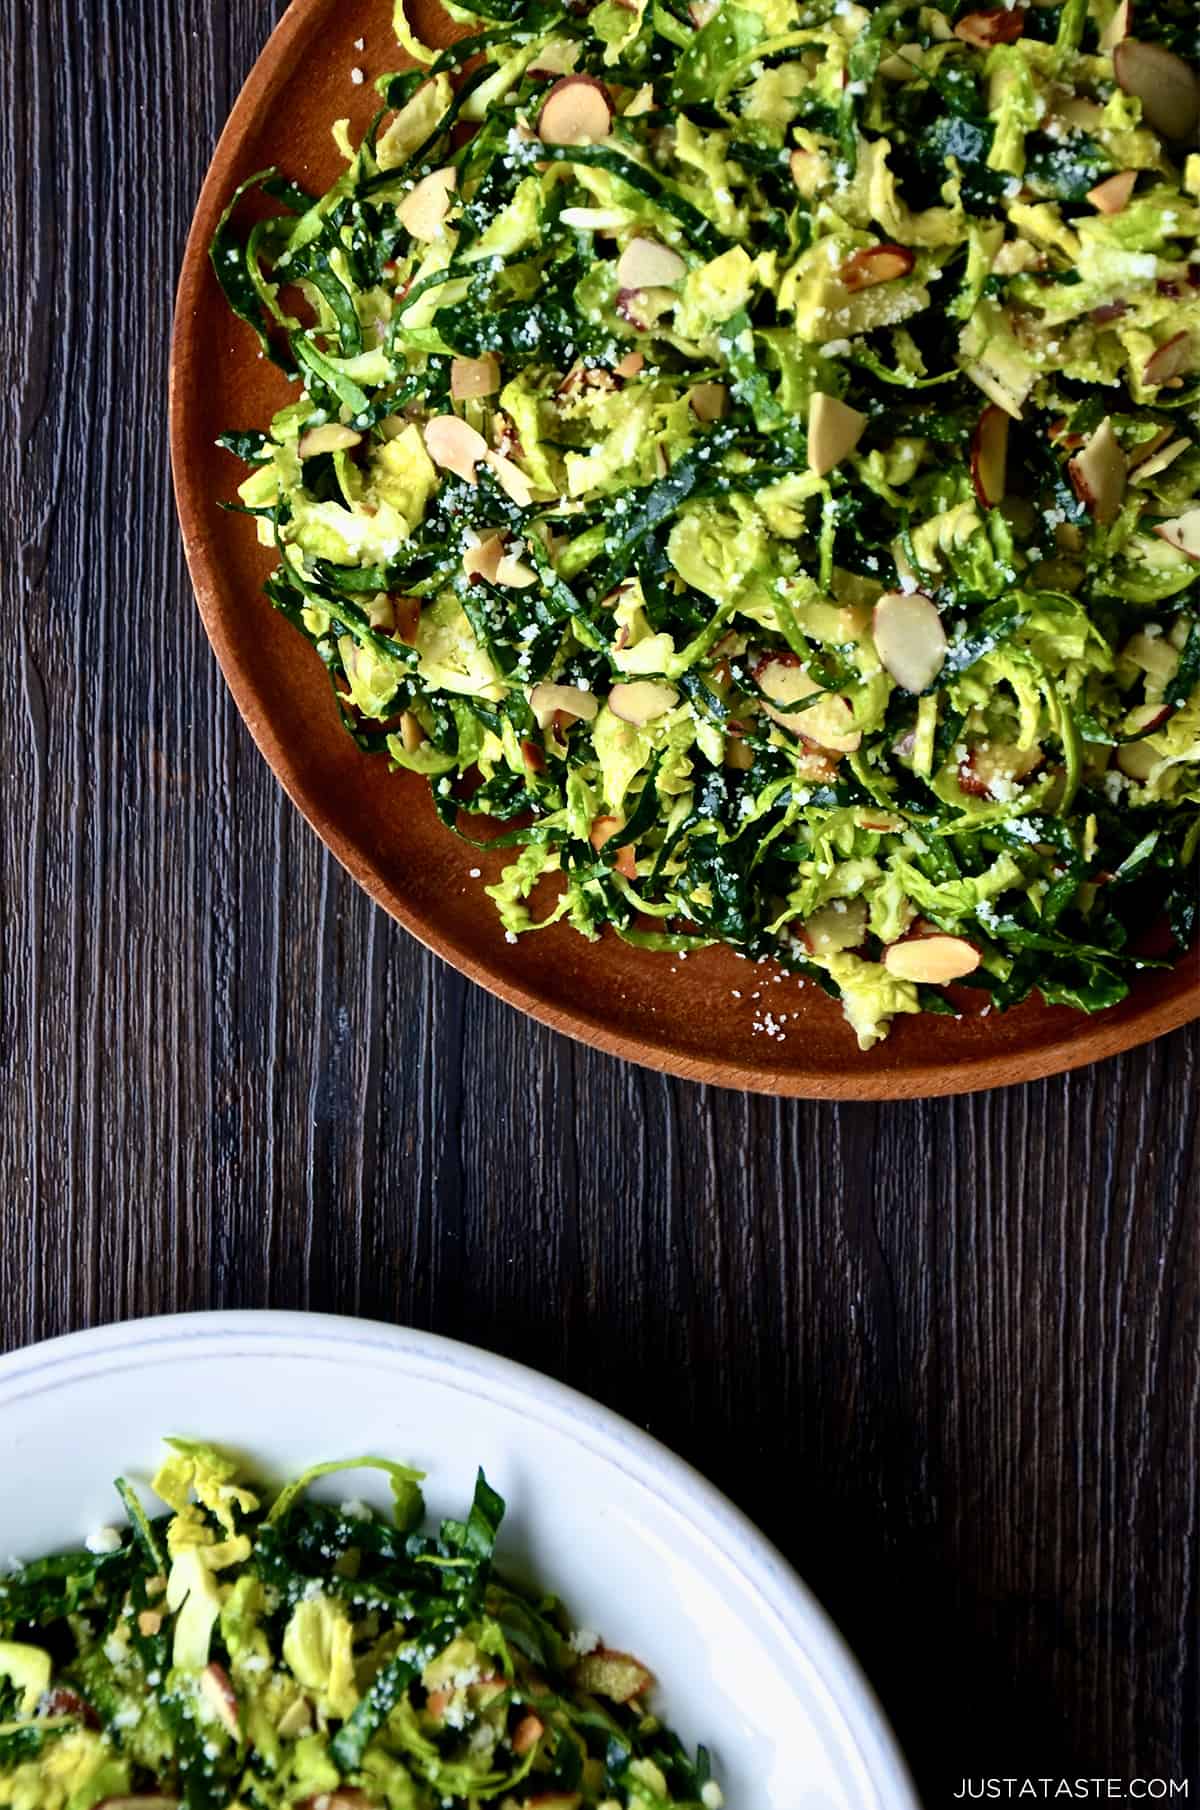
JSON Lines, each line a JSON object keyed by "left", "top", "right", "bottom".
{"left": 213, "top": 0, "right": 1200, "bottom": 1050}
{"left": 0, "top": 1443, "right": 719, "bottom": 1809}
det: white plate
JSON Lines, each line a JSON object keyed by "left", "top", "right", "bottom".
{"left": 0, "top": 1311, "right": 917, "bottom": 1810}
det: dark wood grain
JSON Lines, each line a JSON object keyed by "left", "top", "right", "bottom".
{"left": 1, "top": 1, "right": 1198, "bottom": 1801}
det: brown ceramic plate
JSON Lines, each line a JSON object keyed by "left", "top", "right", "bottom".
{"left": 169, "top": 0, "right": 1199, "bottom": 1099}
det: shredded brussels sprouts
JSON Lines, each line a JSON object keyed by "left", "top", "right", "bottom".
{"left": 213, "top": 0, "right": 1200, "bottom": 1049}
{"left": 0, "top": 1444, "right": 717, "bottom": 1809}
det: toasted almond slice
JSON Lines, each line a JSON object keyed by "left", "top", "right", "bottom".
{"left": 590, "top": 815, "right": 637, "bottom": 878}
{"left": 450, "top": 354, "right": 501, "bottom": 400}
{"left": 424, "top": 415, "right": 488, "bottom": 484}
{"left": 958, "top": 742, "right": 1043, "bottom": 797}
{"left": 1153, "top": 508, "right": 1200, "bottom": 559}
{"left": 687, "top": 382, "right": 728, "bottom": 422}
{"left": 1068, "top": 417, "right": 1126, "bottom": 524}
{"left": 1130, "top": 436, "right": 1190, "bottom": 482}
{"left": 463, "top": 534, "right": 506, "bottom": 583}
{"left": 398, "top": 166, "right": 457, "bottom": 240}
{"left": 538, "top": 75, "right": 613, "bottom": 146}
{"left": 615, "top": 236, "right": 686, "bottom": 289}
{"left": 883, "top": 934, "right": 981, "bottom": 984}
{"left": 613, "top": 351, "right": 645, "bottom": 379}
{"left": 871, "top": 591, "right": 947, "bottom": 694}
{"left": 953, "top": 8, "right": 1024, "bottom": 46}
{"left": 1142, "top": 330, "right": 1193, "bottom": 389}
{"left": 1123, "top": 701, "right": 1173, "bottom": 738}
{"left": 199, "top": 1664, "right": 240, "bottom": 1740}
{"left": 969, "top": 405, "right": 1009, "bottom": 509}
{"left": 512, "top": 1714, "right": 546, "bottom": 1757}
{"left": 1086, "top": 169, "right": 1137, "bottom": 214}
{"left": 1099, "top": 0, "right": 1130, "bottom": 52}
{"left": 807, "top": 392, "right": 867, "bottom": 477}
{"left": 484, "top": 451, "right": 535, "bottom": 507}
{"left": 495, "top": 551, "right": 538, "bottom": 588}
{"left": 788, "top": 147, "right": 829, "bottom": 199}
{"left": 800, "top": 898, "right": 869, "bottom": 957}
{"left": 297, "top": 423, "right": 362, "bottom": 458}
{"left": 529, "top": 683, "right": 599, "bottom": 728}
{"left": 839, "top": 244, "right": 915, "bottom": 293}
{"left": 756, "top": 655, "right": 861, "bottom": 752}
{"left": 607, "top": 680, "right": 678, "bottom": 725}
{"left": 1113, "top": 39, "right": 1200, "bottom": 141}
{"left": 398, "top": 712, "right": 425, "bottom": 754}
{"left": 393, "top": 595, "right": 422, "bottom": 645}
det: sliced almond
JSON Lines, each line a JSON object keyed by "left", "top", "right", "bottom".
{"left": 1099, "top": 0, "right": 1130, "bottom": 52}
{"left": 512, "top": 1715, "right": 546, "bottom": 1757}
{"left": 590, "top": 815, "right": 637, "bottom": 879}
{"left": 616, "top": 237, "right": 686, "bottom": 289}
{"left": 607, "top": 680, "right": 678, "bottom": 725}
{"left": 297, "top": 422, "right": 362, "bottom": 459}
{"left": 755, "top": 655, "right": 861, "bottom": 752}
{"left": 450, "top": 354, "right": 501, "bottom": 400}
{"left": 392, "top": 595, "right": 422, "bottom": 646}
{"left": 463, "top": 534, "right": 506, "bottom": 583}
{"left": 399, "top": 711, "right": 425, "bottom": 754}
{"left": 969, "top": 405, "right": 1009, "bottom": 509}
{"left": 537, "top": 75, "right": 613, "bottom": 146}
{"left": 1122, "top": 701, "right": 1172, "bottom": 738}
{"left": 613, "top": 351, "right": 645, "bottom": 379}
{"left": 807, "top": 392, "right": 867, "bottom": 477}
{"left": 839, "top": 244, "right": 915, "bottom": 293}
{"left": 198, "top": 1664, "right": 240, "bottom": 1740}
{"left": 788, "top": 148, "right": 828, "bottom": 199}
{"left": 484, "top": 450, "right": 535, "bottom": 507}
{"left": 1113, "top": 39, "right": 1200, "bottom": 141}
{"left": 800, "top": 898, "right": 868, "bottom": 957}
{"left": 495, "top": 551, "right": 538, "bottom": 588}
{"left": 1153, "top": 508, "right": 1200, "bottom": 559}
{"left": 871, "top": 592, "right": 947, "bottom": 694}
{"left": 687, "top": 382, "right": 728, "bottom": 422}
{"left": 957, "top": 742, "right": 1043, "bottom": 797}
{"left": 1086, "top": 169, "right": 1137, "bottom": 214}
{"left": 1130, "top": 435, "right": 1190, "bottom": 482}
{"left": 1067, "top": 416, "right": 1126, "bottom": 524}
{"left": 521, "top": 739, "right": 546, "bottom": 774}
{"left": 1142, "top": 330, "right": 1193, "bottom": 389}
{"left": 883, "top": 934, "right": 981, "bottom": 984}
{"left": 529, "top": 683, "right": 599, "bottom": 728}
{"left": 953, "top": 8, "right": 1024, "bottom": 46}
{"left": 424, "top": 415, "right": 488, "bottom": 485}
{"left": 397, "top": 166, "right": 457, "bottom": 241}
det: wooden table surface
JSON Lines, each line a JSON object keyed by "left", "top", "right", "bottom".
{"left": 2, "top": 2, "right": 1199, "bottom": 1801}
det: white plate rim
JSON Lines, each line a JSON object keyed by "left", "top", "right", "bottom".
{"left": 0, "top": 1309, "right": 919, "bottom": 1810}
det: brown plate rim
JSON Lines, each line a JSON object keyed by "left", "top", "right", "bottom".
{"left": 168, "top": 0, "right": 1200, "bottom": 1100}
